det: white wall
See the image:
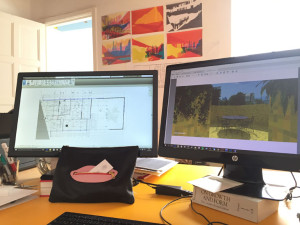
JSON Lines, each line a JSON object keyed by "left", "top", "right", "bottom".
{"left": 0, "top": 0, "right": 231, "bottom": 69}
{"left": 31, "top": 0, "right": 231, "bottom": 68}
{"left": 0, "top": 0, "right": 34, "bottom": 20}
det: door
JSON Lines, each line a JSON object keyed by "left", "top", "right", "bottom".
{"left": 0, "top": 11, "right": 45, "bottom": 112}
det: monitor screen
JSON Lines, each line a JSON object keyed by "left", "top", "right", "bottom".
{"left": 159, "top": 49, "right": 300, "bottom": 200}
{"left": 9, "top": 70, "right": 158, "bottom": 157}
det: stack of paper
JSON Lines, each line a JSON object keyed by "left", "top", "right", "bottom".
{"left": 135, "top": 157, "right": 178, "bottom": 176}
{"left": 0, "top": 185, "right": 37, "bottom": 210}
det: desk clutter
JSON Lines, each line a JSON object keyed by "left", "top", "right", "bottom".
{"left": 134, "top": 157, "right": 177, "bottom": 177}
{"left": 0, "top": 142, "right": 38, "bottom": 210}
{"left": 2, "top": 163, "right": 300, "bottom": 225}
{"left": 40, "top": 156, "right": 178, "bottom": 197}
{"left": 0, "top": 143, "right": 18, "bottom": 184}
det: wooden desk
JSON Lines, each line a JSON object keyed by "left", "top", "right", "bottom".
{"left": 0, "top": 164, "right": 299, "bottom": 225}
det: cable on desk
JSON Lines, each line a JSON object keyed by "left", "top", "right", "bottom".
{"left": 135, "top": 179, "right": 227, "bottom": 225}
{"left": 133, "top": 178, "right": 193, "bottom": 197}
{"left": 133, "top": 178, "right": 157, "bottom": 189}
{"left": 160, "top": 196, "right": 191, "bottom": 225}
{"left": 159, "top": 196, "right": 228, "bottom": 225}
{"left": 190, "top": 199, "right": 228, "bottom": 225}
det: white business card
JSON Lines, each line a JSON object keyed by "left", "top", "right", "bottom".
{"left": 188, "top": 175, "right": 243, "bottom": 193}
{"left": 89, "top": 159, "right": 113, "bottom": 173}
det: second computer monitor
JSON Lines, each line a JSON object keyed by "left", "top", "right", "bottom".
{"left": 9, "top": 70, "right": 158, "bottom": 157}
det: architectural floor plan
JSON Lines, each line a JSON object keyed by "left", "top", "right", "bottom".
{"left": 36, "top": 95, "right": 125, "bottom": 139}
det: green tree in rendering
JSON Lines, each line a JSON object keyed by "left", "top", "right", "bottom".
{"left": 174, "top": 85, "right": 213, "bottom": 124}
{"left": 259, "top": 79, "right": 298, "bottom": 115}
{"left": 229, "top": 92, "right": 246, "bottom": 105}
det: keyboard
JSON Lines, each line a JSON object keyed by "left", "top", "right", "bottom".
{"left": 48, "top": 212, "right": 163, "bottom": 225}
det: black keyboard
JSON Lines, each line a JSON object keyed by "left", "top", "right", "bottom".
{"left": 48, "top": 212, "right": 163, "bottom": 225}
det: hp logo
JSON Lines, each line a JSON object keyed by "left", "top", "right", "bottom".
{"left": 232, "top": 155, "right": 238, "bottom": 162}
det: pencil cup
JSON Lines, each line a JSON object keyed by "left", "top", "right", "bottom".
{"left": 0, "top": 159, "right": 19, "bottom": 185}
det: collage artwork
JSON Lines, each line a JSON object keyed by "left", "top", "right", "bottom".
{"left": 101, "top": 0, "right": 203, "bottom": 65}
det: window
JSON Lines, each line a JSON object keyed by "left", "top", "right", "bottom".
{"left": 46, "top": 17, "right": 93, "bottom": 71}
{"left": 231, "top": 0, "right": 300, "bottom": 56}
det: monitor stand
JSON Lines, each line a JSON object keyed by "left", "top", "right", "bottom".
{"left": 221, "top": 164, "right": 289, "bottom": 201}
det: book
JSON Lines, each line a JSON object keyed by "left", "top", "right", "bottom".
{"left": 133, "top": 172, "right": 152, "bottom": 180}
{"left": 192, "top": 185, "right": 279, "bottom": 223}
{"left": 135, "top": 157, "right": 178, "bottom": 176}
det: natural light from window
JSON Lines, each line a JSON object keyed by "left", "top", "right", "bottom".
{"left": 231, "top": 0, "right": 300, "bottom": 56}
{"left": 47, "top": 17, "right": 93, "bottom": 72}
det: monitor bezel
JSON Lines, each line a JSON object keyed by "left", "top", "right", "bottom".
{"left": 159, "top": 49, "right": 300, "bottom": 173}
{"left": 9, "top": 70, "right": 158, "bottom": 158}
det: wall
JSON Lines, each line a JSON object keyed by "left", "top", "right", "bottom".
{"left": 0, "top": 0, "right": 34, "bottom": 20}
{"left": 0, "top": 0, "right": 231, "bottom": 77}
{"left": 31, "top": 0, "right": 231, "bottom": 65}
{"left": 0, "top": 0, "right": 231, "bottom": 118}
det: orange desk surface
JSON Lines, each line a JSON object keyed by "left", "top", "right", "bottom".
{"left": 1, "top": 164, "right": 299, "bottom": 225}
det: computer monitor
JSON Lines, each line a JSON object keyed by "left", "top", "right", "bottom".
{"left": 9, "top": 70, "right": 158, "bottom": 158}
{"left": 159, "top": 49, "right": 300, "bottom": 200}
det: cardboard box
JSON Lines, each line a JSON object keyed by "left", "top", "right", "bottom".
{"left": 192, "top": 186, "right": 279, "bottom": 223}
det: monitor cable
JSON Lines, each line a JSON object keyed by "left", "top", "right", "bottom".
{"left": 133, "top": 178, "right": 193, "bottom": 197}
{"left": 285, "top": 172, "right": 300, "bottom": 201}
{"left": 284, "top": 172, "right": 300, "bottom": 222}
{"left": 134, "top": 178, "right": 228, "bottom": 225}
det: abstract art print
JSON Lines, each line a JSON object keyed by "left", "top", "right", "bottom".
{"left": 132, "top": 34, "right": 164, "bottom": 63}
{"left": 167, "top": 29, "right": 202, "bottom": 59}
{"left": 102, "top": 11, "right": 131, "bottom": 40}
{"left": 102, "top": 38, "right": 131, "bottom": 65}
{"left": 132, "top": 6, "right": 164, "bottom": 35}
{"left": 166, "top": 0, "right": 202, "bottom": 32}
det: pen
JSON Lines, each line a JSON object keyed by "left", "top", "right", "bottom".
{"left": 0, "top": 154, "right": 12, "bottom": 179}
{"left": 1, "top": 143, "right": 16, "bottom": 172}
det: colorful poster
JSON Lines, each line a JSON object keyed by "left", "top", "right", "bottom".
{"left": 132, "top": 34, "right": 164, "bottom": 63}
{"left": 102, "top": 11, "right": 131, "bottom": 40}
{"left": 167, "top": 29, "right": 202, "bottom": 59}
{"left": 166, "top": 0, "right": 202, "bottom": 32}
{"left": 102, "top": 38, "right": 131, "bottom": 65}
{"left": 132, "top": 6, "right": 164, "bottom": 34}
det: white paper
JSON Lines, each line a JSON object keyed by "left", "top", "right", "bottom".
{"left": 0, "top": 185, "right": 37, "bottom": 207}
{"left": 188, "top": 175, "right": 243, "bottom": 193}
{"left": 89, "top": 159, "right": 113, "bottom": 173}
{"left": 0, "top": 189, "right": 9, "bottom": 196}
{"left": 0, "top": 195, "right": 38, "bottom": 210}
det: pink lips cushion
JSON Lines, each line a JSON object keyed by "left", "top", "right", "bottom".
{"left": 70, "top": 165, "right": 118, "bottom": 183}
